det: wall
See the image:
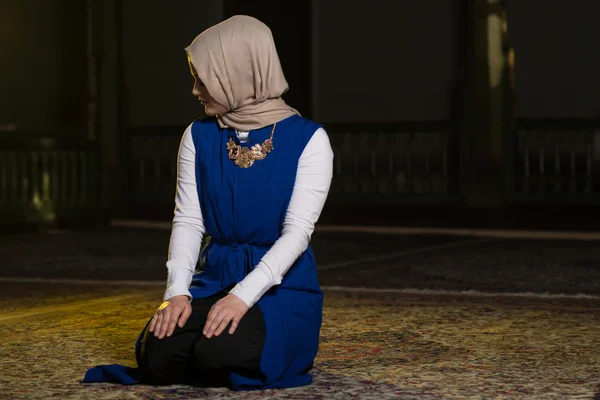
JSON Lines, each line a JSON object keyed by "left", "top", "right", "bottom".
{"left": 122, "top": 0, "right": 459, "bottom": 126}
{"left": 312, "top": 0, "right": 459, "bottom": 123}
{"left": 507, "top": 0, "right": 600, "bottom": 118}
{"left": 0, "top": 0, "right": 86, "bottom": 134}
{"left": 122, "top": 0, "right": 223, "bottom": 127}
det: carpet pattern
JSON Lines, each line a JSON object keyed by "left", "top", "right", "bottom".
{"left": 1, "top": 285, "right": 599, "bottom": 399}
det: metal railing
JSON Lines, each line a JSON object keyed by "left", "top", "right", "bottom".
{"left": 7, "top": 118, "right": 600, "bottom": 226}
{"left": 506, "top": 119, "right": 600, "bottom": 204}
{"left": 0, "top": 136, "right": 97, "bottom": 223}
{"left": 130, "top": 127, "right": 181, "bottom": 206}
{"left": 128, "top": 121, "right": 462, "bottom": 207}
{"left": 327, "top": 122, "right": 460, "bottom": 204}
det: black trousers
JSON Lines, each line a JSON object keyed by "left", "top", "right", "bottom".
{"left": 138, "top": 291, "right": 266, "bottom": 387}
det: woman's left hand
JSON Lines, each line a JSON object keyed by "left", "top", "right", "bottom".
{"left": 203, "top": 293, "right": 249, "bottom": 338}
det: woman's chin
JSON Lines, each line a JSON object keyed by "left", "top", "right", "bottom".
{"left": 203, "top": 105, "right": 221, "bottom": 116}
{"left": 205, "top": 107, "right": 229, "bottom": 118}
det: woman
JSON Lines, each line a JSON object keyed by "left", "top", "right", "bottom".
{"left": 83, "top": 15, "right": 333, "bottom": 390}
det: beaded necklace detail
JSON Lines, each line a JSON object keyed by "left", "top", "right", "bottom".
{"left": 226, "top": 123, "right": 276, "bottom": 168}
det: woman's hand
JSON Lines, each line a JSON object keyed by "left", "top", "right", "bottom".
{"left": 148, "top": 295, "right": 192, "bottom": 339}
{"left": 203, "top": 293, "right": 248, "bottom": 338}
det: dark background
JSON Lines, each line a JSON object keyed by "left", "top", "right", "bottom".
{"left": 2, "top": 0, "right": 600, "bottom": 231}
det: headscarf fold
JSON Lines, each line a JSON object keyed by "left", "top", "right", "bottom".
{"left": 185, "top": 15, "right": 298, "bottom": 132}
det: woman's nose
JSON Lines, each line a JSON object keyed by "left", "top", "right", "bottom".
{"left": 192, "top": 85, "right": 201, "bottom": 97}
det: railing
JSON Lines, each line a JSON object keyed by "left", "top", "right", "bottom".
{"left": 128, "top": 121, "right": 462, "bottom": 208}
{"left": 506, "top": 119, "right": 600, "bottom": 204}
{"left": 327, "top": 122, "right": 460, "bottom": 204}
{"left": 0, "top": 136, "right": 97, "bottom": 224}
{"left": 130, "top": 127, "right": 181, "bottom": 206}
{"left": 8, "top": 119, "right": 600, "bottom": 225}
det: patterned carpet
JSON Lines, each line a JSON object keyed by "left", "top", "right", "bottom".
{"left": 1, "top": 283, "right": 599, "bottom": 399}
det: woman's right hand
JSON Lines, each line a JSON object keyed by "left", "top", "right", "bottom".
{"left": 148, "top": 295, "right": 192, "bottom": 339}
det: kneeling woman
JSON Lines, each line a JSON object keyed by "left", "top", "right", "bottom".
{"left": 127, "top": 16, "right": 331, "bottom": 390}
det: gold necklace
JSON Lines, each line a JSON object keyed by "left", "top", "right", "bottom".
{"left": 226, "top": 124, "right": 276, "bottom": 168}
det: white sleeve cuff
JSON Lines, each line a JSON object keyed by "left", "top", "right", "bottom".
{"left": 229, "top": 263, "right": 274, "bottom": 308}
{"left": 164, "top": 267, "right": 194, "bottom": 301}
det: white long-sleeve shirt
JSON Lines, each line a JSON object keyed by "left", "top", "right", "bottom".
{"left": 164, "top": 123, "right": 334, "bottom": 308}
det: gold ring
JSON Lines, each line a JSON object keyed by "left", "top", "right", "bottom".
{"left": 157, "top": 301, "right": 170, "bottom": 311}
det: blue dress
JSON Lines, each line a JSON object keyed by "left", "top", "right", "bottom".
{"left": 82, "top": 114, "right": 324, "bottom": 390}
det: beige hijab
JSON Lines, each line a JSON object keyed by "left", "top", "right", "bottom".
{"left": 185, "top": 15, "right": 298, "bottom": 132}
